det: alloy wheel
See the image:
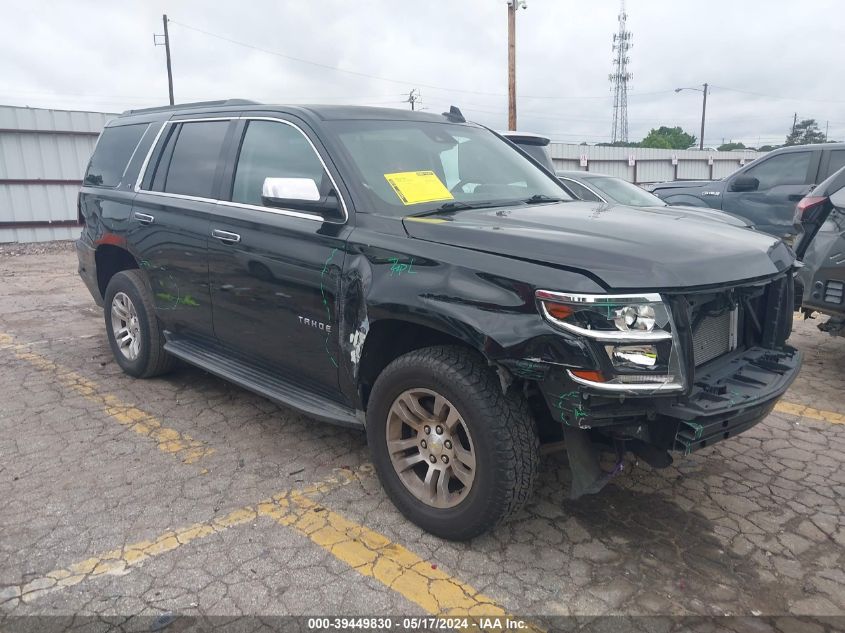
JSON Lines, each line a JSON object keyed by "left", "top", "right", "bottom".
{"left": 386, "top": 388, "right": 476, "bottom": 509}
{"left": 110, "top": 291, "right": 141, "bottom": 361}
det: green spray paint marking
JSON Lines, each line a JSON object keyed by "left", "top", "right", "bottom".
{"left": 319, "top": 248, "right": 339, "bottom": 368}
{"left": 389, "top": 257, "right": 417, "bottom": 277}
{"left": 155, "top": 293, "right": 199, "bottom": 307}
{"left": 553, "top": 391, "right": 587, "bottom": 426}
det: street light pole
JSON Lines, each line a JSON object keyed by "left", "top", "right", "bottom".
{"left": 699, "top": 83, "right": 708, "bottom": 151}
{"left": 675, "top": 83, "right": 709, "bottom": 150}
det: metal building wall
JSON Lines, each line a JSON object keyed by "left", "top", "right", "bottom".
{"left": 549, "top": 143, "right": 762, "bottom": 185}
{"left": 0, "top": 105, "right": 116, "bottom": 243}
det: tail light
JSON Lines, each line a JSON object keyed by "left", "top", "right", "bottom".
{"left": 794, "top": 195, "right": 827, "bottom": 221}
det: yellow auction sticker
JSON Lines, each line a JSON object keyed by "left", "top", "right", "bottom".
{"left": 384, "top": 171, "right": 454, "bottom": 205}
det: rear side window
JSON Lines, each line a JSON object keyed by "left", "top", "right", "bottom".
{"left": 562, "top": 179, "right": 601, "bottom": 202}
{"left": 231, "top": 120, "right": 327, "bottom": 206}
{"left": 84, "top": 123, "right": 148, "bottom": 187}
{"left": 825, "top": 150, "right": 845, "bottom": 180}
{"left": 744, "top": 151, "right": 810, "bottom": 189}
{"left": 151, "top": 120, "right": 229, "bottom": 198}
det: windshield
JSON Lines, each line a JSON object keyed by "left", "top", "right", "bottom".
{"left": 328, "top": 120, "right": 571, "bottom": 216}
{"left": 586, "top": 176, "right": 666, "bottom": 207}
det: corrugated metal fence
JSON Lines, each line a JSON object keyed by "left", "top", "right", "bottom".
{"left": 550, "top": 143, "right": 763, "bottom": 184}
{"left": 0, "top": 104, "right": 766, "bottom": 243}
{"left": 0, "top": 105, "right": 115, "bottom": 243}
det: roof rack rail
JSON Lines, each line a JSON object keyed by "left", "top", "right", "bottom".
{"left": 120, "top": 99, "right": 261, "bottom": 116}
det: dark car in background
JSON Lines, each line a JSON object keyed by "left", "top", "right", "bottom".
{"left": 556, "top": 170, "right": 751, "bottom": 228}
{"left": 794, "top": 165, "right": 845, "bottom": 336}
{"left": 650, "top": 143, "right": 845, "bottom": 239}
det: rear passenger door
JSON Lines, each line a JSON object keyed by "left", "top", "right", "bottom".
{"left": 207, "top": 115, "right": 351, "bottom": 401}
{"left": 131, "top": 117, "right": 234, "bottom": 337}
{"left": 722, "top": 149, "right": 818, "bottom": 238}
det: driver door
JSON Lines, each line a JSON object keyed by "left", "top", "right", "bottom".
{"left": 206, "top": 116, "right": 351, "bottom": 400}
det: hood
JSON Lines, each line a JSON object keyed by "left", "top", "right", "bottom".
{"left": 652, "top": 180, "right": 716, "bottom": 191}
{"left": 402, "top": 201, "right": 794, "bottom": 290}
{"left": 634, "top": 204, "right": 750, "bottom": 228}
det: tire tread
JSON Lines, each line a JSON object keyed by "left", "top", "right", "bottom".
{"left": 368, "top": 345, "right": 539, "bottom": 539}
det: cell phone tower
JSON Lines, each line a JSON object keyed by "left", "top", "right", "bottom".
{"left": 609, "top": 0, "right": 633, "bottom": 144}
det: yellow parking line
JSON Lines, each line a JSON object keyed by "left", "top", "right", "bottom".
{"left": 279, "top": 493, "right": 536, "bottom": 628}
{"left": 0, "top": 332, "right": 214, "bottom": 464}
{"left": 2, "top": 462, "right": 537, "bottom": 629}
{"left": 775, "top": 401, "right": 845, "bottom": 425}
{"left": 0, "top": 467, "right": 363, "bottom": 606}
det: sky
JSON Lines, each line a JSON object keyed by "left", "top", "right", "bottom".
{"left": 1, "top": 0, "right": 843, "bottom": 147}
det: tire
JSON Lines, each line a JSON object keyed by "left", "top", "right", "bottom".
{"left": 103, "top": 269, "right": 173, "bottom": 378}
{"left": 366, "top": 345, "right": 539, "bottom": 540}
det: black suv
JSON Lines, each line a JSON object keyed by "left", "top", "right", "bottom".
{"left": 650, "top": 143, "right": 845, "bottom": 239}
{"left": 77, "top": 100, "right": 801, "bottom": 540}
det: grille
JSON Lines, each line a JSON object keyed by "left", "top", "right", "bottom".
{"left": 824, "top": 280, "right": 844, "bottom": 305}
{"left": 692, "top": 310, "right": 735, "bottom": 367}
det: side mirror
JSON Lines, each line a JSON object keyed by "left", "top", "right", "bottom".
{"left": 261, "top": 177, "right": 340, "bottom": 216}
{"left": 730, "top": 175, "right": 759, "bottom": 192}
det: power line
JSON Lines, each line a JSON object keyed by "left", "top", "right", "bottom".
{"left": 710, "top": 85, "right": 845, "bottom": 104}
{"left": 167, "top": 19, "right": 676, "bottom": 101}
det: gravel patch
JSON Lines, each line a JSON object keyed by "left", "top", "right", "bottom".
{"left": 0, "top": 240, "right": 76, "bottom": 256}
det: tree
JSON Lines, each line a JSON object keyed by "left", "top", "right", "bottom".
{"left": 596, "top": 140, "right": 640, "bottom": 147}
{"left": 758, "top": 145, "right": 779, "bottom": 152}
{"left": 718, "top": 142, "right": 746, "bottom": 151}
{"left": 640, "top": 126, "right": 697, "bottom": 150}
{"left": 785, "top": 119, "right": 826, "bottom": 146}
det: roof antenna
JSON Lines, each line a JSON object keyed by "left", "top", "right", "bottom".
{"left": 442, "top": 106, "right": 465, "bottom": 123}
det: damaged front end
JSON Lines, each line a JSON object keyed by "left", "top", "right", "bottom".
{"left": 518, "top": 271, "right": 801, "bottom": 499}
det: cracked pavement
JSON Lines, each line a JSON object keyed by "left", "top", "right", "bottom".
{"left": 0, "top": 245, "right": 843, "bottom": 630}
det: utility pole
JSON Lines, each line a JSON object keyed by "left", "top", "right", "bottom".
{"left": 405, "top": 89, "right": 420, "bottom": 111}
{"left": 674, "top": 83, "right": 708, "bottom": 150}
{"left": 825, "top": 120, "right": 829, "bottom": 141}
{"left": 154, "top": 14, "right": 175, "bottom": 105}
{"left": 507, "top": 1, "right": 526, "bottom": 131}
{"left": 699, "top": 83, "right": 708, "bottom": 150}
{"left": 792, "top": 112, "right": 798, "bottom": 136}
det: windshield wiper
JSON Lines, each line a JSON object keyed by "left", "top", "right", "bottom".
{"left": 408, "top": 200, "right": 501, "bottom": 219}
{"left": 522, "top": 194, "right": 566, "bottom": 204}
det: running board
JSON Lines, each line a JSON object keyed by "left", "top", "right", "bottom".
{"left": 164, "top": 337, "right": 364, "bottom": 429}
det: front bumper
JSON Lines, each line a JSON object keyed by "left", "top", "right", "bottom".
{"left": 539, "top": 345, "right": 801, "bottom": 452}
{"left": 654, "top": 345, "right": 800, "bottom": 453}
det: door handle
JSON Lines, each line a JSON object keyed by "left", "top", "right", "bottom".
{"left": 133, "top": 212, "right": 155, "bottom": 225}
{"left": 211, "top": 229, "right": 241, "bottom": 244}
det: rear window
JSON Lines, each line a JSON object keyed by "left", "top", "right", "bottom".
{"left": 152, "top": 120, "right": 229, "bottom": 198}
{"left": 84, "top": 123, "right": 148, "bottom": 187}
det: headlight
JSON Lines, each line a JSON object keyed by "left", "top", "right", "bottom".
{"left": 536, "top": 290, "right": 684, "bottom": 392}
{"left": 535, "top": 291, "right": 671, "bottom": 341}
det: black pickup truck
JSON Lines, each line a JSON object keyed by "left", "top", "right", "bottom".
{"left": 650, "top": 143, "right": 845, "bottom": 239}
{"left": 77, "top": 100, "right": 800, "bottom": 540}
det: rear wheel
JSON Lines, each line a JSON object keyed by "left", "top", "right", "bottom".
{"left": 367, "top": 346, "right": 539, "bottom": 540}
{"left": 104, "top": 270, "right": 173, "bottom": 378}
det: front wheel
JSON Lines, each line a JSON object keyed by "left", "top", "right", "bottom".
{"left": 366, "top": 346, "right": 539, "bottom": 540}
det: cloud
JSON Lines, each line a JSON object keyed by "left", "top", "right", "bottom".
{"left": 1, "top": 0, "right": 842, "bottom": 146}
